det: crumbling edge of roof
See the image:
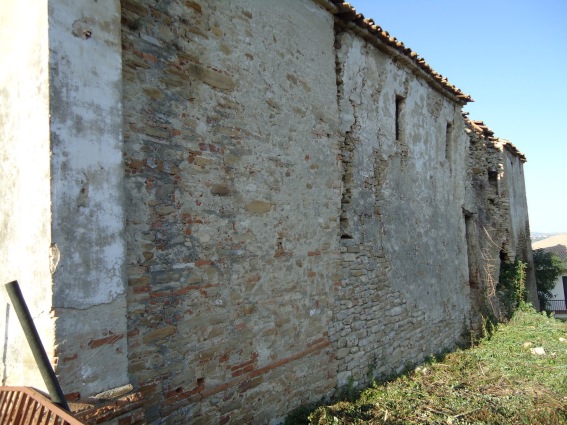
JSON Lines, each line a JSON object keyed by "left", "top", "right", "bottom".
{"left": 463, "top": 113, "right": 527, "bottom": 163}
{"left": 500, "top": 140, "right": 527, "bottom": 163}
{"left": 312, "top": 1, "right": 526, "bottom": 163}
{"left": 313, "top": 0, "right": 473, "bottom": 105}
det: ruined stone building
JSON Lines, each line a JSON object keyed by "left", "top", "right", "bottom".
{"left": 0, "top": 0, "right": 536, "bottom": 423}
{"left": 463, "top": 118, "right": 537, "bottom": 327}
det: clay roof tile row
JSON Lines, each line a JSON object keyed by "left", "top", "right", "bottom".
{"left": 501, "top": 140, "right": 527, "bottom": 163}
{"left": 321, "top": 1, "right": 527, "bottom": 160}
{"left": 463, "top": 114, "right": 527, "bottom": 162}
{"left": 540, "top": 244, "right": 567, "bottom": 261}
{"left": 327, "top": 1, "right": 473, "bottom": 103}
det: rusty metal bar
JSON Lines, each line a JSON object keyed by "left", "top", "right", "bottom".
{"left": 4, "top": 281, "right": 70, "bottom": 411}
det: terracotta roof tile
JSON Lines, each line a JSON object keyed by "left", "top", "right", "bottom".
{"left": 463, "top": 114, "right": 527, "bottom": 162}
{"left": 322, "top": 0, "right": 473, "bottom": 104}
{"left": 500, "top": 140, "right": 527, "bottom": 163}
{"left": 535, "top": 244, "right": 567, "bottom": 262}
{"left": 532, "top": 234, "right": 567, "bottom": 253}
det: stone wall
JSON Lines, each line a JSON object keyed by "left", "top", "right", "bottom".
{"left": 464, "top": 119, "right": 537, "bottom": 328}
{"left": 330, "top": 30, "right": 471, "bottom": 388}
{"left": 122, "top": 0, "right": 341, "bottom": 422}
{"left": 0, "top": 0, "right": 537, "bottom": 423}
{"left": 498, "top": 143, "right": 537, "bottom": 308}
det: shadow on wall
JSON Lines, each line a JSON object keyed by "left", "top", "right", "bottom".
{"left": 2, "top": 304, "right": 10, "bottom": 386}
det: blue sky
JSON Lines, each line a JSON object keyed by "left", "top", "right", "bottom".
{"left": 351, "top": 1, "right": 567, "bottom": 233}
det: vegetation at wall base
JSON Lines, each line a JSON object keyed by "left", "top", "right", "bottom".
{"left": 286, "top": 307, "right": 567, "bottom": 425}
{"left": 498, "top": 259, "right": 528, "bottom": 319}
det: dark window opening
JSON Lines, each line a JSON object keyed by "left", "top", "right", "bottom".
{"left": 465, "top": 214, "right": 478, "bottom": 288}
{"left": 340, "top": 216, "right": 352, "bottom": 240}
{"left": 488, "top": 169, "right": 498, "bottom": 190}
{"left": 395, "top": 95, "right": 405, "bottom": 141}
{"left": 445, "top": 122, "right": 453, "bottom": 161}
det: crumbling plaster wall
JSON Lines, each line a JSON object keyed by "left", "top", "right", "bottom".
{"left": 1, "top": 0, "right": 537, "bottom": 423}
{"left": 498, "top": 144, "right": 537, "bottom": 308}
{"left": 48, "top": 0, "right": 129, "bottom": 397}
{"left": 0, "top": 0, "right": 53, "bottom": 389}
{"left": 331, "top": 31, "right": 471, "bottom": 387}
{"left": 122, "top": 0, "right": 341, "bottom": 422}
{"left": 464, "top": 125, "right": 537, "bottom": 328}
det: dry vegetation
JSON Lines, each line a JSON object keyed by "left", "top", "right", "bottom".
{"left": 287, "top": 307, "right": 567, "bottom": 424}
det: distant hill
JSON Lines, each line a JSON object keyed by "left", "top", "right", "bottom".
{"left": 531, "top": 232, "right": 562, "bottom": 242}
{"left": 532, "top": 234, "right": 567, "bottom": 261}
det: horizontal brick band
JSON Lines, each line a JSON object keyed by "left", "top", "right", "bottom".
{"left": 159, "top": 339, "right": 331, "bottom": 416}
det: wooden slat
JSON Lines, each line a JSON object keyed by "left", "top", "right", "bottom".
{"left": 21, "top": 398, "right": 38, "bottom": 425}
{"left": 0, "top": 389, "right": 8, "bottom": 419}
{"left": 14, "top": 393, "right": 32, "bottom": 424}
{"left": 32, "top": 404, "right": 45, "bottom": 425}
{"left": 40, "top": 408, "right": 52, "bottom": 425}
{"left": 7, "top": 390, "right": 23, "bottom": 424}
{"left": 0, "top": 387, "right": 84, "bottom": 425}
{"left": 0, "top": 389, "right": 11, "bottom": 423}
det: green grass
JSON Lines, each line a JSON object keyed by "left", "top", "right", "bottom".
{"left": 288, "top": 307, "right": 567, "bottom": 424}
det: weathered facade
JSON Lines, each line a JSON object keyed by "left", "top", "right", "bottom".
{"left": 0, "top": 0, "right": 535, "bottom": 423}
{"left": 464, "top": 118, "right": 537, "bottom": 327}
{"left": 331, "top": 28, "right": 471, "bottom": 388}
{"left": 121, "top": 1, "right": 341, "bottom": 422}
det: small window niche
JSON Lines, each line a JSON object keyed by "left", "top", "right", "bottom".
{"left": 488, "top": 168, "right": 499, "bottom": 188}
{"left": 395, "top": 95, "right": 405, "bottom": 142}
{"left": 445, "top": 121, "right": 453, "bottom": 162}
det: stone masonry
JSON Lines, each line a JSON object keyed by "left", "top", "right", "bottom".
{"left": 330, "top": 28, "right": 471, "bottom": 389}
{"left": 122, "top": 1, "right": 340, "bottom": 422}
{"left": 0, "top": 1, "right": 536, "bottom": 424}
{"left": 464, "top": 118, "right": 537, "bottom": 329}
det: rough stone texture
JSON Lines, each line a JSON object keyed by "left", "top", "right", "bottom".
{"left": 464, "top": 121, "right": 537, "bottom": 328}
{"left": 1, "top": 0, "right": 537, "bottom": 423}
{"left": 498, "top": 144, "right": 537, "bottom": 308}
{"left": 122, "top": 0, "right": 341, "bottom": 422}
{"left": 330, "top": 30, "right": 471, "bottom": 388}
{"left": 0, "top": 0, "right": 53, "bottom": 390}
{"left": 74, "top": 389, "right": 146, "bottom": 425}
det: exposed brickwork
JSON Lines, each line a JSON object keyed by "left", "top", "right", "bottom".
{"left": 122, "top": 0, "right": 340, "bottom": 422}
{"left": 1, "top": 1, "right": 535, "bottom": 423}
{"left": 464, "top": 118, "right": 537, "bottom": 329}
{"left": 74, "top": 391, "right": 146, "bottom": 425}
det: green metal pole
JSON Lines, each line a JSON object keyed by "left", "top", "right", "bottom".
{"left": 5, "top": 280, "right": 70, "bottom": 411}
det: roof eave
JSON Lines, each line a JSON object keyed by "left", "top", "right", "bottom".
{"left": 313, "top": 0, "right": 473, "bottom": 105}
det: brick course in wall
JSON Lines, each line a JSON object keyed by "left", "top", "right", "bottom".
{"left": 122, "top": 1, "right": 341, "bottom": 422}
{"left": 1, "top": 1, "right": 536, "bottom": 423}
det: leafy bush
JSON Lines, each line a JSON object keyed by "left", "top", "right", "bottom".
{"left": 498, "top": 259, "right": 527, "bottom": 317}
{"left": 533, "top": 248, "right": 565, "bottom": 302}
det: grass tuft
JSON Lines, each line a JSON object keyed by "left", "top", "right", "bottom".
{"left": 287, "top": 308, "right": 567, "bottom": 424}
